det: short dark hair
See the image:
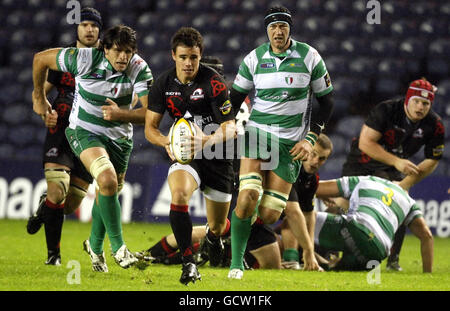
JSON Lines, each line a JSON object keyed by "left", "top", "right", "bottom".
{"left": 101, "top": 25, "right": 137, "bottom": 52}
{"left": 171, "top": 27, "right": 204, "bottom": 53}
{"left": 80, "top": 7, "right": 103, "bottom": 30}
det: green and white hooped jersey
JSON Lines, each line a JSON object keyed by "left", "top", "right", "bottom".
{"left": 232, "top": 39, "right": 333, "bottom": 143}
{"left": 337, "top": 176, "right": 423, "bottom": 254}
{"left": 56, "top": 47, "right": 153, "bottom": 140}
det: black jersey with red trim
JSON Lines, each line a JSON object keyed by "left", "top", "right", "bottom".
{"left": 148, "top": 64, "right": 234, "bottom": 131}
{"left": 46, "top": 43, "right": 76, "bottom": 134}
{"left": 288, "top": 166, "right": 319, "bottom": 212}
{"left": 342, "top": 98, "right": 445, "bottom": 178}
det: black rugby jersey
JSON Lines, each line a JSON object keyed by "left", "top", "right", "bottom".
{"left": 148, "top": 64, "right": 234, "bottom": 131}
{"left": 46, "top": 43, "right": 76, "bottom": 134}
{"left": 342, "top": 98, "right": 445, "bottom": 178}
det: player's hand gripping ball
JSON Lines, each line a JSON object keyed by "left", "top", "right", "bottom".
{"left": 169, "top": 118, "right": 197, "bottom": 164}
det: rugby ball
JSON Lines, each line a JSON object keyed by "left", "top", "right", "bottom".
{"left": 169, "top": 118, "right": 196, "bottom": 164}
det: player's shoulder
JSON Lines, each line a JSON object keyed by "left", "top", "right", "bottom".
{"left": 127, "top": 53, "right": 150, "bottom": 71}
{"left": 198, "top": 64, "right": 223, "bottom": 81}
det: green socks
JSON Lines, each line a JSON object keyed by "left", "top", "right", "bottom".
{"left": 283, "top": 248, "right": 299, "bottom": 262}
{"left": 230, "top": 210, "right": 253, "bottom": 271}
{"left": 89, "top": 193, "right": 124, "bottom": 254}
{"left": 89, "top": 198, "right": 106, "bottom": 254}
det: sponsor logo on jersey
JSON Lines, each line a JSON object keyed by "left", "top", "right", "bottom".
{"left": 190, "top": 88, "right": 204, "bottom": 101}
{"left": 324, "top": 72, "right": 331, "bottom": 87}
{"left": 260, "top": 62, "right": 275, "bottom": 69}
{"left": 412, "top": 128, "right": 424, "bottom": 138}
{"left": 289, "top": 63, "right": 302, "bottom": 68}
{"left": 219, "top": 100, "right": 232, "bottom": 115}
{"left": 45, "top": 147, "right": 59, "bottom": 157}
{"left": 165, "top": 91, "right": 181, "bottom": 96}
{"left": 90, "top": 72, "right": 104, "bottom": 79}
{"left": 432, "top": 144, "right": 444, "bottom": 157}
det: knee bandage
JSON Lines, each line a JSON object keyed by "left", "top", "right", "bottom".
{"left": 239, "top": 173, "right": 263, "bottom": 196}
{"left": 89, "top": 156, "right": 114, "bottom": 180}
{"left": 44, "top": 168, "right": 70, "bottom": 197}
{"left": 260, "top": 189, "right": 289, "bottom": 214}
{"left": 67, "top": 183, "right": 88, "bottom": 201}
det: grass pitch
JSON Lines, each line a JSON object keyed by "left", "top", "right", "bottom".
{"left": 0, "top": 219, "right": 449, "bottom": 291}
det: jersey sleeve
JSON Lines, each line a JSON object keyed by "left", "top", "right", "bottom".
{"left": 232, "top": 52, "right": 254, "bottom": 94}
{"left": 364, "top": 102, "right": 388, "bottom": 133}
{"left": 336, "top": 176, "right": 361, "bottom": 199}
{"left": 130, "top": 56, "right": 153, "bottom": 98}
{"left": 56, "top": 47, "right": 94, "bottom": 76}
{"left": 209, "top": 73, "right": 234, "bottom": 123}
{"left": 424, "top": 117, "right": 445, "bottom": 160}
{"left": 404, "top": 203, "right": 423, "bottom": 226}
{"left": 309, "top": 48, "right": 333, "bottom": 97}
{"left": 147, "top": 77, "right": 166, "bottom": 115}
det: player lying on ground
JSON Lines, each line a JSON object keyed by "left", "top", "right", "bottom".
{"left": 314, "top": 175, "right": 433, "bottom": 272}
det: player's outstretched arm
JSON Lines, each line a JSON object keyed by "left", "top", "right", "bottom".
{"left": 408, "top": 217, "right": 433, "bottom": 273}
{"left": 32, "top": 48, "right": 61, "bottom": 117}
{"left": 399, "top": 159, "right": 440, "bottom": 191}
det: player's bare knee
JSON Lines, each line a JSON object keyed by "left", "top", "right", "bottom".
{"left": 171, "top": 188, "right": 191, "bottom": 205}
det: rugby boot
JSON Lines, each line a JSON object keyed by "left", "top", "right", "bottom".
{"left": 180, "top": 262, "right": 201, "bottom": 285}
{"left": 26, "top": 193, "right": 46, "bottom": 234}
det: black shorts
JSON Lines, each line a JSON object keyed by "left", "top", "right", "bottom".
{"left": 173, "top": 158, "right": 234, "bottom": 194}
{"left": 42, "top": 124, "right": 93, "bottom": 184}
{"left": 244, "top": 223, "right": 277, "bottom": 269}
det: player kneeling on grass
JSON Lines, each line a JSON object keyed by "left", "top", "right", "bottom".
{"left": 315, "top": 175, "right": 433, "bottom": 272}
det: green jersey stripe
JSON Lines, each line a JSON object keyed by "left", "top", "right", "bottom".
{"left": 358, "top": 205, "right": 395, "bottom": 240}
{"left": 249, "top": 109, "right": 303, "bottom": 128}
{"left": 78, "top": 84, "right": 133, "bottom": 107}
{"left": 78, "top": 106, "right": 121, "bottom": 128}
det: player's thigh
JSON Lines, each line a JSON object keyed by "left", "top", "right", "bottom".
{"left": 168, "top": 168, "right": 198, "bottom": 204}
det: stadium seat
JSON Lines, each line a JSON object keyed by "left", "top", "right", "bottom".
{"left": 377, "top": 59, "right": 406, "bottom": 78}
{"left": 427, "top": 58, "right": 449, "bottom": 79}
{"left": 375, "top": 78, "right": 401, "bottom": 96}
{"left": 349, "top": 57, "right": 376, "bottom": 77}
{"left": 398, "top": 38, "right": 427, "bottom": 58}
{"left": 311, "top": 37, "right": 340, "bottom": 56}
{"left": 1, "top": 84, "right": 24, "bottom": 105}
{"left": 325, "top": 56, "right": 348, "bottom": 76}
{"left": 320, "top": 155, "right": 347, "bottom": 175}
{"left": 334, "top": 115, "right": 365, "bottom": 138}
{"left": 429, "top": 39, "right": 450, "bottom": 58}
{"left": 370, "top": 39, "right": 397, "bottom": 58}
{"left": 328, "top": 134, "right": 350, "bottom": 156}
{"left": 8, "top": 125, "right": 36, "bottom": 147}
{"left": 332, "top": 17, "right": 360, "bottom": 38}
{"left": 0, "top": 143, "right": 15, "bottom": 159}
